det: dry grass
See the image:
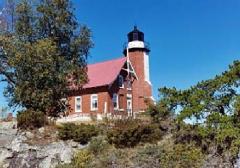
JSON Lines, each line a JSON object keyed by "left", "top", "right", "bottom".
{"left": 24, "top": 125, "right": 59, "bottom": 145}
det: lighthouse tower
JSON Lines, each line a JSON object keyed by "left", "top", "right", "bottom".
{"left": 124, "top": 26, "right": 153, "bottom": 113}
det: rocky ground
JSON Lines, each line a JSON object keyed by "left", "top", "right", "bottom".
{"left": 1, "top": 120, "right": 240, "bottom": 168}
{"left": 0, "top": 121, "right": 85, "bottom": 168}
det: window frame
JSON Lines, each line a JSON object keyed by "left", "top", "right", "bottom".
{"left": 75, "top": 96, "right": 82, "bottom": 112}
{"left": 112, "top": 93, "right": 119, "bottom": 110}
{"left": 126, "top": 80, "right": 132, "bottom": 90}
{"left": 118, "top": 75, "right": 124, "bottom": 88}
{"left": 91, "top": 94, "right": 98, "bottom": 111}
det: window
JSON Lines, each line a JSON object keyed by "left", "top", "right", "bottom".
{"left": 127, "top": 80, "right": 132, "bottom": 90}
{"left": 91, "top": 94, "right": 98, "bottom": 111}
{"left": 112, "top": 93, "right": 119, "bottom": 110}
{"left": 75, "top": 96, "right": 82, "bottom": 112}
{"left": 133, "top": 32, "right": 138, "bottom": 41}
{"left": 118, "top": 75, "right": 124, "bottom": 88}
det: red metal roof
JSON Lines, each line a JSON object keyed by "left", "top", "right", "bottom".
{"left": 83, "top": 57, "right": 127, "bottom": 89}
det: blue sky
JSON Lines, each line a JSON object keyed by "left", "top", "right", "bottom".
{"left": 73, "top": 0, "right": 240, "bottom": 97}
{"left": 1, "top": 0, "right": 240, "bottom": 107}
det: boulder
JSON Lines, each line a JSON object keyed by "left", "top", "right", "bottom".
{"left": 0, "top": 121, "right": 86, "bottom": 168}
{"left": 235, "top": 152, "right": 240, "bottom": 168}
{"left": 38, "top": 127, "right": 45, "bottom": 134}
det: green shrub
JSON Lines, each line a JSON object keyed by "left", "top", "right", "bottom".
{"left": 174, "top": 123, "right": 240, "bottom": 158}
{"left": 160, "top": 144, "right": 204, "bottom": 168}
{"left": 56, "top": 150, "right": 93, "bottom": 168}
{"left": 107, "top": 119, "right": 162, "bottom": 148}
{"left": 55, "top": 164, "right": 74, "bottom": 168}
{"left": 139, "top": 124, "right": 162, "bottom": 143}
{"left": 88, "top": 136, "right": 110, "bottom": 155}
{"left": 17, "top": 109, "right": 46, "bottom": 130}
{"left": 58, "top": 123, "right": 78, "bottom": 140}
{"left": 88, "top": 147, "right": 133, "bottom": 168}
{"left": 72, "top": 150, "right": 93, "bottom": 168}
{"left": 58, "top": 123, "right": 99, "bottom": 144}
{"left": 133, "top": 144, "right": 162, "bottom": 168}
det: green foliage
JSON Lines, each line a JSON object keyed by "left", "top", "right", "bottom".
{"left": 160, "top": 144, "right": 204, "bottom": 168}
{"left": 0, "top": 0, "right": 93, "bottom": 117}
{"left": 56, "top": 136, "right": 205, "bottom": 168}
{"left": 58, "top": 123, "right": 99, "bottom": 144}
{"left": 107, "top": 119, "right": 162, "bottom": 148}
{"left": 133, "top": 143, "right": 203, "bottom": 168}
{"left": 158, "top": 61, "right": 240, "bottom": 123}
{"left": 17, "top": 109, "right": 46, "bottom": 129}
{"left": 147, "top": 101, "right": 171, "bottom": 123}
{"left": 71, "top": 150, "right": 93, "bottom": 168}
{"left": 153, "top": 60, "right": 240, "bottom": 159}
{"left": 174, "top": 122, "right": 240, "bottom": 159}
{"left": 133, "top": 144, "right": 162, "bottom": 167}
{"left": 57, "top": 123, "right": 77, "bottom": 140}
{"left": 88, "top": 136, "right": 110, "bottom": 155}
{"left": 55, "top": 164, "right": 74, "bottom": 168}
{"left": 88, "top": 147, "right": 132, "bottom": 168}
{"left": 56, "top": 149, "right": 93, "bottom": 168}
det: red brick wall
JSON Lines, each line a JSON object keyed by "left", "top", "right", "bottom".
{"left": 108, "top": 70, "right": 133, "bottom": 116}
{"left": 67, "top": 50, "right": 153, "bottom": 116}
{"left": 67, "top": 70, "right": 134, "bottom": 116}
{"left": 68, "top": 86, "right": 109, "bottom": 115}
{"left": 128, "top": 51, "right": 152, "bottom": 112}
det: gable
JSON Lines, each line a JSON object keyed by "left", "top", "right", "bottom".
{"left": 83, "top": 57, "right": 127, "bottom": 89}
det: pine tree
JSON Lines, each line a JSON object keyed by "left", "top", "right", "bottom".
{"left": 0, "top": 0, "right": 93, "bottom": 118}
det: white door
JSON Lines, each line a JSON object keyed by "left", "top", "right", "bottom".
{"left": 127, "top": 94, "right": 132, "bottom": 117}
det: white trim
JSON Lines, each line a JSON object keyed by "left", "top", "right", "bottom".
{"left": 128, "top": 41, "right": 145, "bottom": 49}
{"left": 127, "top": 59, "right": 138, "bottom": 80}
{"left": 104, "top": 102, "right": 108, "bottom": 114}
{"left": 127, "top": 94, "right": 132, "bottom": 98}
{"left": 75, "top": 96, "right": 82, "bottom": 112}
{"left": 127, "top": 94, "right": 133, "bottom": 117}
{"left": 144, "top": 52, "right": 150, "bottom": 83}
{"left": 91, "top": 94, "right": 98, "bottom": 111}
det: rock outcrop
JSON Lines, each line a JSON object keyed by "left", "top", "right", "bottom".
{"left": 0, "top": 121, "right": 85, "bottom": 168}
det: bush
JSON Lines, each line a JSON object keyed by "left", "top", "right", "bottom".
{"left": 56, "top": 149, "right": 93, "bottom": 168}
{"left": 107, "top": 119, "right": 162, "bottom": 148}
{"left": 174, "top": 123, "right": 240, "bottom": 158}
{"left": 140, "top": 124, "right": 162, "bottom": 143}
{"left": 88, "top": 147, "right": 133, "bottom": 168}
{"left": 55, "top": 164, "right": 74, "bottom": 168}
{"left": 72, "top": 150, "right": 93, "bottom": 168}
{"left": 58, "top": 123, "right": 99, "bottom": 144}
{"left": 17, "top": 109, "right": 46, "bottom": 130}
{"left": 58, "top": 123, "right": 78, "bottom": 140}
{"left": 88, "top": 136, "right": 110, "bottom": 155}
{"left": 160, "top": 144, "right": 204, "bottom": 168}
{"left": 133, "top": 144, "right": 163, "bottom": 168}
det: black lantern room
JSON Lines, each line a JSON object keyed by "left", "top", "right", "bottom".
{"left": 127, "top": 26, "right": 144, "bottom": 42}
{"left": 123, "top": 26, "right": 150, "bottom": 55}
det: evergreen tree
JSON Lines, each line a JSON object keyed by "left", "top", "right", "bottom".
{"left": 0, "top": 0, "right": 93, "bottom": 118}
{"left": 151, "top": 60, "right": 240, "bottom": 156}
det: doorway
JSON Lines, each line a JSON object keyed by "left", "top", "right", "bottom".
{"left": 127, "top": 94, "right": 132, "bottom": 117}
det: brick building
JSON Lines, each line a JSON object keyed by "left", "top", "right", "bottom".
{"left": 61, "top": 27, "right": 153, "bottom": 121}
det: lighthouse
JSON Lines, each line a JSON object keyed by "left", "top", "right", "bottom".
{"left": 124, "top": 26, "right": 153, "bottom": 113}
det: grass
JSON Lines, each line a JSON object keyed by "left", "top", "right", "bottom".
{"left": 24, "top": 125, "right": 59, "bottom": 145}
